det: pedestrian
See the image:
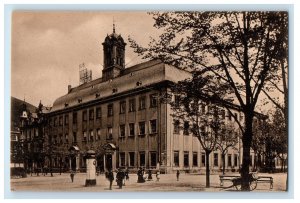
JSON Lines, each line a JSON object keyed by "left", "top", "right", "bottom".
{"left": 107, "top": 169, "right": 114, "bottom": 190}
{"left": 116, "top": 168, "right": 125, "bottom": 189}
{"left": 156, "top": 170, "right": 160, "bottom": 182}
{"left": 125, "top": 167, "right": 129, "bottom": 181}
{"left": 147, "top": 169, "right": 153, "bottom": 181}
{"left": 176, "top": 170, "right": 180, "bottom": 181}
{"left": 70, "top": 170, "right": 75, "bottom": 182}
{"left": 137, "top": 167, "right": 145, "bottom": 183}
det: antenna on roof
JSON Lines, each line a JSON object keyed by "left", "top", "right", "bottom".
{"left": 79, "top": 62, "right": 92, "bottom": 85}
{"left": 113, "top": 17, "right": 116, "bottom": 33}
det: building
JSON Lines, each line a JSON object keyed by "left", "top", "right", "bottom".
{"left": 19, "top": 26, "right": 264, "bottom": 174}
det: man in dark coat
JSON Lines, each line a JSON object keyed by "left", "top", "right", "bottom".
{"left": 137, "top": 167, "right": 145, "bottom": 183}
{"left": 116, "top": 168, "right": 125, "bottom": 189}
{"left": 107, "top": 169, "right": 114, "bottom": 190}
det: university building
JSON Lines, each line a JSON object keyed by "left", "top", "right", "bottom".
{"left": 20, "top": 27, "right": 259, "bottom": 174}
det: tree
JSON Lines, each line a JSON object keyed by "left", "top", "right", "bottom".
{"left": 129, "top": 11, "right": 288, "bottom": 190}
{"left": 215, "top": 124, "right": 238, "bottom": 175}
{"left": 169, "top": 72, "right": 227, "bottom": 188}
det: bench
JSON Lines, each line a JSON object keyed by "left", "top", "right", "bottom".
{"left": 257, "top": 176, "right": 273, "bottom": 189}
{"left": 219, "top": 175, "right": 240, "bottom": 186}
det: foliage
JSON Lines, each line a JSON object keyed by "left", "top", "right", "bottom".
{"left": 129, "top": 11, "right": 288, "bottom": 190}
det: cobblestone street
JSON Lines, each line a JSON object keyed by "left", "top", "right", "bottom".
{"left": 10, "top": 172, "right": 287, "bottom": 192}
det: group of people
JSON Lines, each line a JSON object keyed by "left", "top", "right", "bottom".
{"left": 106, "top": 168, "right": 129, "bottom": 190}
{"left": 69, "top": 167, "right": 182, "bottom": 190}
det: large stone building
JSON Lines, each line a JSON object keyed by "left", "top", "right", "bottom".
{"left": 19, "top": 27, "right": 262, "bottom": 174}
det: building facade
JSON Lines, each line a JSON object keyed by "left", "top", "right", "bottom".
{"left": 19, "top": 28, "right": 260, "bottom": 174}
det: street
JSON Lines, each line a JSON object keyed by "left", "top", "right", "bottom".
{"left": 10, "top": 172, "right": 287, "bottom": 192}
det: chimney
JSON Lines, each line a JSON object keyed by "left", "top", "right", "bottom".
{"left": 68, "top": 85, "right": 72, "bottom": 93}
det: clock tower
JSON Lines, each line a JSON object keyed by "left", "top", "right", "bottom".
{"left": 102, "top": 23, "right": 126, "bottom": 81}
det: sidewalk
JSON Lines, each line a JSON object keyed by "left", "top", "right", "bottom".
{"left": 10, "top": 172, "right": 287, "bottom": 192}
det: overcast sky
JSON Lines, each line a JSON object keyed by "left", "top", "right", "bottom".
{"left": 11, "top": 11, "right": 159, "bottom": 107}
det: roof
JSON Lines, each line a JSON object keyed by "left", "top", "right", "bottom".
{"left": 51, "top": 60, "right": 191, "bottom": 112}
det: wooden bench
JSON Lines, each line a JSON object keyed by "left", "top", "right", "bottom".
{"left": 219, "top": 175, "right": 240, "bottom": 186}
{"left": 257, "top": 176, "right": 273, "bottom": 189}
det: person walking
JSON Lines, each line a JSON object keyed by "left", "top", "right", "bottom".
{"left": 70, "top": 170, "right": 75, "bottom": 182}
{"left": 147, "top": 169, "right": 153, "bottom": 181}
{"left": 176, "top": 170, "right": 180, "bottom": 181}
{"left": 116, "top": 168, "right": 125, "bottom": 189}
{"left": 156, "top": 170, "right": 160, "bottom": 182}
{"left": 137, "top": 167, "right": 145, "bottom": 183}
{"left": 107, "top": 169, "right": 114, "bottom": 190}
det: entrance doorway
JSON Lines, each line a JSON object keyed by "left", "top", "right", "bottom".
{"left": 106, "top": 154, "right": 112, "bottom": 170}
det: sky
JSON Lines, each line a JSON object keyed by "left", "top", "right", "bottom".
{"left": 11, "top": 11, "right": 159, "bottom": 107}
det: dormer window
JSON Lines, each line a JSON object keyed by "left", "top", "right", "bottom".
{"left": 78, "top": 98, "right": 82, "bottom": 103}
{"left": 95, "top": 93, "right": 100, "bottom": 98}
{"left": 64, "top": 103, "right": 69, "bottom": 107}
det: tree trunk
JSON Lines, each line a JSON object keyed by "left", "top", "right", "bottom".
{"left": 241, "top": 111, "right": 253, "bottom": 191}
{"left": 205, "top": 151, "right": 211, "bottom": 188}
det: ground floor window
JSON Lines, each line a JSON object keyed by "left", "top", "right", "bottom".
{"left": 201, "top": 153, "right": 205, "bottom": 167}
{"left": 214, "top": 153, "right": 218, "bottom": 167}
{"left": 174, "top": 151, "right": 179, "bottom": 167}
{"left": 139, "top": 152, "right": 145, "bottom": 167}
{"left": 150, "top": 152, "right": 157, "bottom": 167}
{"left": 119, "top": 152, "right": 125, "bottom": 167}
{"left": 234, "top": 154, "right": 238, "bottom": 167}
{"left": 193, "top": 152, "right": 198, "bottom": 167}
{"left": 129, "top": 152, "right": 135, "bottom": 167}
{"left": 184, "top": 151, "right": 189, "bottom": 167}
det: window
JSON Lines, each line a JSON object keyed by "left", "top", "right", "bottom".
{"left": 73, "top": 112, "right": 77, "bottom": 124}
{"left": 73, "top": 132, "right": 77, "bottom": 143}
{"left": 129, "top": 98, "right": 136, "bottom": 112}
{"left": 220, "top": 110, "right": 226, "bottom": 120}
{"left": 54, "top": 118, "right": 57, "bottom": 127}
{"left": 139, "top": 96, "right": 146, "bottom": 110}
{"left": 129, "top": 152, "right": 135, "bottom": 167}
{"left": 193, "top": 152, "right": 198, "bottom": 167}
{"left": 64, "top": 115, "right": 69, "bottom": 125}
{"left": 119, "top": 152, "right": 125, "bottom": 167}
{"left": 184, "top": 151, "right": 189, "bottom": 167}
{"left": 129, "top": 123, "right": 135, "bottom": 137}
{"left": 227, "top": 154, "right": 232, "bottom": 167}
{"left": 234, "top": 154, "right": 238, "bottom": 167}
{"left": 228, "top": 111, "right": 232, "bottom": 121}
{"left": 174, "top": 95, "right": 180, "bottom": 107}
{"left": 96, "top": 107, "right": 102, "bottom": 119}
{"left": 65, "top": 133, "right": 69, "bottom": 143}
{"left": 120, "top": 101, "right": 126, "bottom": 114}
{"left": 83, "top": 131, "right": 87, "bottom": 142}
{"left": 96, "top": 129, "right": 101, "bottom": 140}
{"left": 119, "top": 124, "right": 125, "bottom": 138}
{"left": 149, "top": 120, "right": 157, "bottom": 134}
{"left": 174, "top": 151, "right": 179, "bottom": 167}
{"left": 173, "top": 120, "right": 180, "bottom": 134}
{"left": 214, "top": 153, "right": 218, "bottom": 167}
{"left": 107, "top": 104, "right": 113, "bottom": 117}
{"left": 83, "top": 111, "right": 87, "bottom": 121}
{"left": 59, "top": 134, "right": 63, "bottom": 144}
{"left": 150, "top": 94, "right": 158, "bottom": 108}
{"left": 138, "top": 122, "right": 146, "bottom": 135}
{"left": 89, "top": 109, "right": 94, "bottom": 120}
{"left": 139, "top": 152, "right": 145, "bottom": 167}
{"left": 107, "top": 127, "right": 113, "bottom": 139}
{"left": 201, "top": 153, "right": 206, "bottom": 167}
{"left": 201, "top": 104, "right": 206, "bottom": 114}
{"left": 59, "top": 116, "right": 63, "bottom": 126}
{"left": 90, "top": 130, "right": 94, "bottom": 142}
{"left": 183, "top": 121, "right": 189, "bottom": 135}
{"left": 150, "top": 152, "right": 157, "bottom": 167}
